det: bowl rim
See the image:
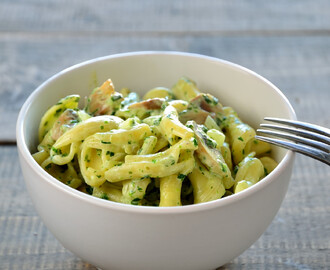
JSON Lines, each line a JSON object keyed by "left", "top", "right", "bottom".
{"left": 16, "top": 51, "right": 296, "bottom": 215}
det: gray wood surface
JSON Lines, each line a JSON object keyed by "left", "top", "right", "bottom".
{"left": 2, "top": 36, "right": 330, "bottom": 141}
{"left": 0, "top": 1, "right": 329, "bottom": 269}
{"left": 2, "top": 0, "right": 330, "bottom": 32}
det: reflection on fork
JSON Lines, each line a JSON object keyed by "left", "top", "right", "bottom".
{"left": 256, "top": 117, "right": 330, "bottom": 166}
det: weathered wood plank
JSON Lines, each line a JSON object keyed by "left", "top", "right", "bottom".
{"left": 1, "top": 146, "right": 329, "bottom": 269}
{"left": 1, "top": 0, "right": 330, "bottom": 33}
{"left": 1, "top": 35, "right": 329, "bottom": 141}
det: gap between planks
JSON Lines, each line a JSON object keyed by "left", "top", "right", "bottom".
{"left": 1, "top": 29, "right": 330, "bottom": 41}
{"left": 0, "top": 141, "right": 17, "bottom": 146}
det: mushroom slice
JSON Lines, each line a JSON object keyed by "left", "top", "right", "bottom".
{"left": 124, "top": 98, "right": 165, "bottom": 119}
{"left": 179, "top": 93, "right": 223, "bottom": 124}
{"left": 179, "top": 108, "right": 210, "bottom": 125}
{"left": 128, "top": 98, "right": 165, "bottom": 110}
{"left": 51, "top": 109, "right": 79, "bottom": 141}
{"left": 86, "top": 79, "right": 124, "bottom": 116}
{"left": 38, "top": 109, "right": 80, "bottom": 153}
{"left": 188, "top": 121, "right": 234, "bottom": 189}
{"left": 190, "top": 93, "right": 223, "bottom": 113}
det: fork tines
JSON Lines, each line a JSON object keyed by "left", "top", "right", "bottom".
{"left": 256, "top": 117, "right": 330, "bottom": 165}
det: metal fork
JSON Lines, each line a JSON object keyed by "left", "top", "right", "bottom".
{"left": 255, "top": 117, "right": 330, "bottom": 166}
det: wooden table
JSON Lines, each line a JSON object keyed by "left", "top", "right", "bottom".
{"left": 1, "top": 1, "right": 329, "bottom": 269}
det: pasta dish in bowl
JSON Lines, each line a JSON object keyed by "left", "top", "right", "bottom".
{"left": 16, "top": 52, "right": 295, "bottom": 270}
{"left": 33, "top": 77, "right": 278, "bottom": 207}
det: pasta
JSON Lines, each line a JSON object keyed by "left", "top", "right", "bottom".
{"left": 33, "top": 77, "right": 278, "bottom": 206}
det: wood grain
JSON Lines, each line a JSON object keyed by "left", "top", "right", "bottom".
{"left": 2, "top": 0, "right": 330, "bottom": 33}
{"left": 1, "top": 36, "right": 329, "bottom": 141}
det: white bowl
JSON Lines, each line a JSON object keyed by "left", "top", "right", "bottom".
{"left": 16, "top": 52, "right": 295, "bottom": 270}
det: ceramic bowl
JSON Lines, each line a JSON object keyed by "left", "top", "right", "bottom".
{"left": 16, "top": 52, "right": 295, "bottom": 270}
